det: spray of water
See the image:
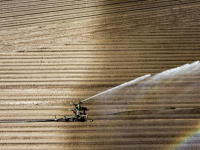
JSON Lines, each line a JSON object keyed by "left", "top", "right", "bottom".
{"left": 149, "top": 61, "right": 200, "bottom": 81}
{"left": 83, "top": 60, "right": 200, "bottom": 117}
{"left": 134, "top": 60, "right": 200, "bottom": 109}
{"left": 79, "top": 61, "right": 200, "bottom": 150}
{"left": 81, "top": 74, "right": 151, "bottom": 102}
{"left": 82, "top": 61, "right": 200, "bottom": 104}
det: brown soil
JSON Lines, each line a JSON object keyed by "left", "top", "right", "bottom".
{"left": 0, "top": 0, "right": 200, "bottom": 149}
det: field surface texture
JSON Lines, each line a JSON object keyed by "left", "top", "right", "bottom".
{"left": 0, "top": 0, "right": 200, "bottom": 150}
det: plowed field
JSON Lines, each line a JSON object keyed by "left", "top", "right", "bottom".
{"left": 0, "top": 0, "right": 200, "bottom": 150}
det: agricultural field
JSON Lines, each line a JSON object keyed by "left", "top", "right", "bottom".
{"left": 0, "top": 0, "right": 200, "bottom": 149}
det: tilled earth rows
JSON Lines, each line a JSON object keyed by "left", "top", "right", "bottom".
{"left": 0, "top": 0, "right": 200, "bottom": 150}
